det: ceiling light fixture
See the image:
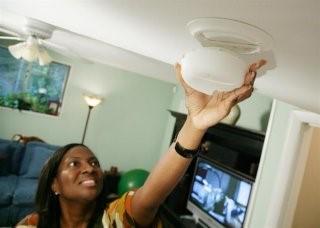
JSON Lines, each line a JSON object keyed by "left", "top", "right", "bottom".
{"left": 8, "top": 35, "right": 52, "bottom": 65}
{"left": 181, "top": 17, "right": 274, "bottom": 94}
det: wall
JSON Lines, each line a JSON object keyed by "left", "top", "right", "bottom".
{"left": 169, "top": 85, "right": 272, "bottom": 132}
{"left": 0, "top": 52, "right": 175, "bottom": 171}
{"left": 292, "top": 128, "right": 320, "bottom": 228}
{"left": 159, "top": 84, "right": 273, "bottom": 157}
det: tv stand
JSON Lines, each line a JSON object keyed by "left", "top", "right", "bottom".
{"left": 180, "top": 216, "right": 210, "bottom": 228}
{"left": 160, "top": 204, "right": 220, "bottom": 228}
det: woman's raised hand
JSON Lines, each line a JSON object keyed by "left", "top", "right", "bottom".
{"left": 175, "top": 59, "right": 266, "bottom": 130}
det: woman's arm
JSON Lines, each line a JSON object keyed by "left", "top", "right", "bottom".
{"left": 131, "top": 60, "right": 266, "bottom": 226}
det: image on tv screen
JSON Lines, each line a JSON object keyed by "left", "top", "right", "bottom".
{"left": 189, "top": 160, "right": 253, "bottom": 228}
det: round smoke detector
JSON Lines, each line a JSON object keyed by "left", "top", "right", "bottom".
{"left": 187, "top": 17, "right": 273, "bottom": 54}
{"left": 180, "top": 17, "right": 273, "bottom": 94}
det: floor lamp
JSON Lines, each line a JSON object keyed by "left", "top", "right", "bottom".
{"left": 81, "top": 95, "right": 102, "bottom": 144}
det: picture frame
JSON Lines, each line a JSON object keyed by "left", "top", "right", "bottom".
{"left": 48, "top": 101, "right": 60, "bottom": 116}
{"left": 0, "top": 45, "right": 71, "bottom": 116}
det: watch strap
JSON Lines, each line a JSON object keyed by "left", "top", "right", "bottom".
{"left": 174, "top": 141, "right": 199, "bottom": 158}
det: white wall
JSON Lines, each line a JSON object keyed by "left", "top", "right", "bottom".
{"left": 159, "top": 84, "right": 273, "bottom": 157}
{"left": 170, "top": 85, "right": 272, "bottom": 131}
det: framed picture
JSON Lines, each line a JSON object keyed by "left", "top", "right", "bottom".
{"left": 0, "top": 45, "right": 70, "bottom": 116}
{"left": 48, "top": 101, "right": 60, "bottom": 116}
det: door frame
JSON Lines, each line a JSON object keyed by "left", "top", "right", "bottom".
{"left": 265, "top": 110, "right": 320, "bottom": 227}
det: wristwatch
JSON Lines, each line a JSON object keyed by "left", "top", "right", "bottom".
{"left": 175, "top": 141, "right": 200, "bottom": 159}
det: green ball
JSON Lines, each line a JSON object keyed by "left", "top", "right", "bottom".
{"left": 117, "top": 169, "right": 149, "bottom": 195}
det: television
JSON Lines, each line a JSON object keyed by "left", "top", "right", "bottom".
{"left": 187, "top": 157, "right": 253, "bottom": 228}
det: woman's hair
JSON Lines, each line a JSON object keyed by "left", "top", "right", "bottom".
{"left": 35, "top": 143, "right": 106, "bottom": 228}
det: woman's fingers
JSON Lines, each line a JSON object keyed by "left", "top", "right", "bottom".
{"left": 224, "top": 59, "right": 266, "bottom": 105}
{"left": 224, "top": 85, "right": 253, "bottom": 105}
{"left": 244, "top": 59, "right": 267, "bottom": 86}
{"left": 249, "top": 59, "right": 267, "bottom": 72}
{"left": 236, "top": 85, "right": 254, "bottom": 103}
{"left": 243, "top": 71, "right": 257, "bottom": 86}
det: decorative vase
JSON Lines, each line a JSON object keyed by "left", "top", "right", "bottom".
{"left": 220, "top": 104, "right": 240, "bottom": 125}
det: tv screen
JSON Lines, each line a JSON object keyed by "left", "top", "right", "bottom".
{"left": 187, "top": 157, "right": 253, "bottom": 228}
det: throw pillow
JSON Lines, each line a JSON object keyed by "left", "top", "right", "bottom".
{"left": 19, "top": 142, "right": 60, "bottom": 175}
{"left": 22, "top": 146, "right": 54, "bottom": 178}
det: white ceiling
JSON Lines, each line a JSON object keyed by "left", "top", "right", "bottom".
{"left": 0, "top": 0, "right": 319, "bottom": 113}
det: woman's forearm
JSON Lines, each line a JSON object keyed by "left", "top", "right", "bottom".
{"left": 131, "top": 117, "right": 207, "bottom": 225}
{"left": 131, "top": 60, "right": 264, "bottom": 226}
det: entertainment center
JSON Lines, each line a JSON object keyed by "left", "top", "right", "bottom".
{"left": 161, "top": 111, "right": 265, "bottom": 228}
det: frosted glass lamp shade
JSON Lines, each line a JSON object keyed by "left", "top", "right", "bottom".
{"left": 21, "top": 46, "right": 38, "bottom": 62}
{"left": 21, "top": 36, "right": 39, "bottom": 62}
{"left": 8, "top": 43, "right": 26, "bottom": 59}
{"left": 38, "top": 48, "right": 52, "bottom": 66}
{"left": 180, "top": 47, "right": 248, "bottom": 94}
{"left": 8, "top": 36, "right": 52, "bottom": 65}
{"left": 84, "top": 95, "right": 102, "bottom": 107}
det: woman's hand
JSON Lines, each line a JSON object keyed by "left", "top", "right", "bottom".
{"left": 131, "top": 60, "right": 266, "bottom": 227}
{"left": 175, "top": 59, "right": 267, "bottom": 130}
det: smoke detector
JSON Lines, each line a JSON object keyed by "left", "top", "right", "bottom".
{"left": 181, "top": 17, "right": 273, "bottom": 94}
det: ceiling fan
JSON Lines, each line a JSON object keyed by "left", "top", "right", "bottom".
{"left": 0, "top": 16, "right": 81, "bottom": 66}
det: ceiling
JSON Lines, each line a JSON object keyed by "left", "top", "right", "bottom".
{"left": 0, "top": 0, "right": 319, "bottom": 113}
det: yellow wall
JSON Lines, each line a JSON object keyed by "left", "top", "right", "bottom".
{"left": 292, "top": 127, "right": 320, "bottom": 228}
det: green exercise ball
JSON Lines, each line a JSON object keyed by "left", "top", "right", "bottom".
{"left": 118, "top": 169, "right": 149, "bottom": 195}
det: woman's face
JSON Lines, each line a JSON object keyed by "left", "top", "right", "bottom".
{"left": 52, "top": 146, "right": 104, "bottom": 203}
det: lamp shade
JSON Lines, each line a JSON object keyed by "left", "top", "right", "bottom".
{"left": 21, "top": 36, "right": 39, "bottom": 62}
{"left": 180, "top": 47, "right": 248, "bottom": 94}
{"left": 8, "top": 36, "right": 52, "bottom": 65}
{"left": 84, "top": 95, "right": 102, "bottom": 107}
{"left": 8, "top": 42, "right": 26, "bottom": 59}
{"left": 38, "top": 48, "right": 52, "bottom": 66}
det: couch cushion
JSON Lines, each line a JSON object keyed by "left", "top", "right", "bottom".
{"left": 19, "top": 142, "right": 60, "bottom": 176}
{"left": 8, "top": 142, "right": 25, "bottom": 175}
{"left": 0, "top": 139, "right": 26, "bottom": 175}
{"left": 12, "top": 177, "right": 38, "bottom": 205}
{"left": 0, "top": 140, "right": 10, "bottom": 175}
{"left": 22, "top": 146, "right": 53, "bottom": 178}
{"left": 0, "top": 175, "right": 18, "bottom": 205}
{"left": 0, "top": 206, "right": 12, "bottom": 226}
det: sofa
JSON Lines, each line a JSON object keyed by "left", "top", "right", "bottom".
{"left": 0, "top": 139, "right": 60, "bottom": 226}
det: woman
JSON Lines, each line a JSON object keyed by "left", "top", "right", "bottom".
{"left": 17, "top": 61, "right": 266, "bottom": 227}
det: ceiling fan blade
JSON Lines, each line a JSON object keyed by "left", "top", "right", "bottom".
{"left": 39, "top": 39, "right": 92, "bottom": 64}
{"left": 0, "top": 36, "right": 24, "bottom": 41}
{"left": 0, "top": 25, "right": 24, "bottom": 38}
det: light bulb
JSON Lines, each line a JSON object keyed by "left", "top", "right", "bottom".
{"left": 84, "top": 95, "right": 102, "bottom": 107}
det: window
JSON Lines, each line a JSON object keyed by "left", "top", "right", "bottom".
{"left": 0, "top": 46, "right": 70, "bottom": 116}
